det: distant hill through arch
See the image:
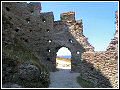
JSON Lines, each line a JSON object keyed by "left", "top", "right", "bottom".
{"left": 56, "top": 47, "right": 71, "bottom": 69}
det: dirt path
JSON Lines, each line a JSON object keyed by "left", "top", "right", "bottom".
{"left": 49, "top": 69, "right": 82, "bottom": 88}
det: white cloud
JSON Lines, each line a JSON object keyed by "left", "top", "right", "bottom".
{"left": 57, "top": 47, "right": 71, "bottom": 56}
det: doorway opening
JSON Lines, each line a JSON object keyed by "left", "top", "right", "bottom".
{"left": 56, "top": 47, "right": 71, "bottom": 70}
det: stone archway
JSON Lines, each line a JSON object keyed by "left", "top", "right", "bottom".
{"left": 51, "top": 45, "right": 83, "bottom": 72}
{"left": 56, "top": 47, "right": 72, "bottom": 70}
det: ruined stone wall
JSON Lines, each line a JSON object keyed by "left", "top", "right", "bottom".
{"left": 60, "top": 11, "right": 75, "bottom": 22}
{"left": 81, "top": 51, "right": 118, "bottom": 88}
{"left": 3, "top": 2, "right": 94, "bottom": 72}
{"left": 2, "top": 2, "right": 118, "bottom": 88}
{"left": 81, "top": 11, "right": 118, "bottom": 88}
{"left": 2, "top": 2, "right": 57, "bottom": 71}
{"left": 59, "top": 12, "right": 94, "bottom": 52}
{"left": 53, "top": 12, "right": 95, "bottom": 71}
{"left": 2, "top": 2, "right": 51, "bottom": 87}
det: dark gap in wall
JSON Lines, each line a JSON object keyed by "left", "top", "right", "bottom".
{"left": 15, "top": 28, "right": 19, "bottom": 32}
{"left": 40, "top": 28, "right": 42, "bottom": 31}
{"left": 26, "top": 17, "right": 30, "bottom": 23}
{"left": 48, "top": 40, "right": 52, "bottom": 43}
{"left": 9, "top": 16, "right": 12, "bottom": 20}
{"left": 47, "top": 49, "right": 50, "bottom": 52}
{"left": 91, "top": 67, "right": 94, "bottom": 71}
{"left": 6, "top": 7, "right": 10, "bottom": 11}
{"left": 46, "top": 29, "right": 50, "bottom": 32}
{"left": 69, "top": 39, "right": 73, "bottom": 43}
{"left": 30, "top": 10, "right": 34, "bottom": 13}
{"left": 4, "top": 42, "right": 8, "bottom": 46}
{"left": 25, "top": 39, "right": 28, "bottom": 43}
{"left": 47, "top": 58, "right": 50, "bottom": 61}
{"left": 42, "top": 18, "right": 46, "bottom": 22}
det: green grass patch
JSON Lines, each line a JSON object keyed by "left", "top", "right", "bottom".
{"left": 2, "top": 38, "right": 50, "bottom": 87}
{"left": 56, "top": 57, "right": 71, "bottom": 63}
{"left": 77, "top": 76, "right": 95, "bottom": 88}
{"left": 3, "top": 38, "right": 48, "bottom": 72}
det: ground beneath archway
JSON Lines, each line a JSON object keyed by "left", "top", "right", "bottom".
{"left": 49, "top": 69, "right": 82, "bottom": 88}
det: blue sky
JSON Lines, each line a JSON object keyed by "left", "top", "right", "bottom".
{"left": 56, "top": 47, "right": 71, "bottom": 56}
{"left": 41, "top": 1, "right": 118, "bottom": 52}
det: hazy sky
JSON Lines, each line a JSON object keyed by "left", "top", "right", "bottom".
{"left": 41, "top": 1, "right": 118, "bottom": 53}
{"left": 56, "top": 47, "right": 71, "bottom": 56}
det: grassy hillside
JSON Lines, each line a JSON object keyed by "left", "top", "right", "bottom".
{"left": 2, "top": 38, "right": 50, "bottom": 88}
{"left": 56, "top": 57, "right": 71, "bottom": 63}
{"left": 3, "top": 38, "right": 45, "bottom": 70}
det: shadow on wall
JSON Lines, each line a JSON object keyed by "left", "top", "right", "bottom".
{"left": 78, "top": 60, "right": 113, "bottom": 88}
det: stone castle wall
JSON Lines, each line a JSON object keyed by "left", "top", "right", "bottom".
{"left": 2, "top": 2, "right": 118, "bottom": 88}
{"left": 81, "top": 51, "right": 118, "bottom": 88}
{"left": 81, "top": 11, "right": 118, "bottom": 88}
{"left": 2, "top": 2, "right": 94, "bottom": 72}
{"left": 2, "top": 2, "right": 56, "bottom": 71}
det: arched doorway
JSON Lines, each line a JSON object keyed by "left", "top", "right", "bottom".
{"left": 56, "top": 47, "right": 71, "bottom": 70}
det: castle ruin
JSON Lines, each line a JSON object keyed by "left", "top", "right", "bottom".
{"left": 2, "top": 2, "right": 94, "bottom": 72}
{"left": 2, "top": 2, "right": 118, "bottom": 88}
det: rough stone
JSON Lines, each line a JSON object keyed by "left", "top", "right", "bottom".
{"left": 18, "top": 62, "right": 40, "bottom": 81}
{"left": 2, "top": 83, "right": 22, "bottom": 88}
{"left": 2, "top": 2, "right": 118, "bottom": 88}
{"left": 2, "top": 2, "right": 95, "bottom": 72}
{"left": 81, "top": 11, "right": 118, "bottom": 88}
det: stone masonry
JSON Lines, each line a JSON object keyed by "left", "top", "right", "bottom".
{"left": 2, "top": 2, "right": 118, "bottom": 88}
{"left": 81, "top": 11, "right": 118, "bottom": 88}
{"left": 2, "top": 2, "right": 94, "bottom": 72}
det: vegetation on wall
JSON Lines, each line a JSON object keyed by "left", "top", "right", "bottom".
{"left": 77, "top": 76, "right": 94, "bottom": 88}
{"left": 2, "top": 37, "right": 50, "bottom": 88}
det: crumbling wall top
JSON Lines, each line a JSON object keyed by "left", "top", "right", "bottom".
{"left": 60, "top": 11, "right": 75, "bottom": 22}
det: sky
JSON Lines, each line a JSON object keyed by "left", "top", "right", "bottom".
{"left": 56, "top": 47, "right": 71, "bottom": 56}
{"left": 27, "top": 1, "right": 118, "bottom": 56}
{"left": 40, "top": 1, "right": 118, "bottom": 53}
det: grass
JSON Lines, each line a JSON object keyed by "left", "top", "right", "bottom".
{"left": 3, "top": 38, "right": 48, "bottom": 71}
{"left": 2, "top": 38, "right": 50, "bottom": 88}
{"left": 56, "top": 57, "right": 71, "bottom": 63}
{"left": 77, "top": 76, "right": 95, "bottom": 88}
{"left": 2, "top": 14, "right": 50, "bottom": 87}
